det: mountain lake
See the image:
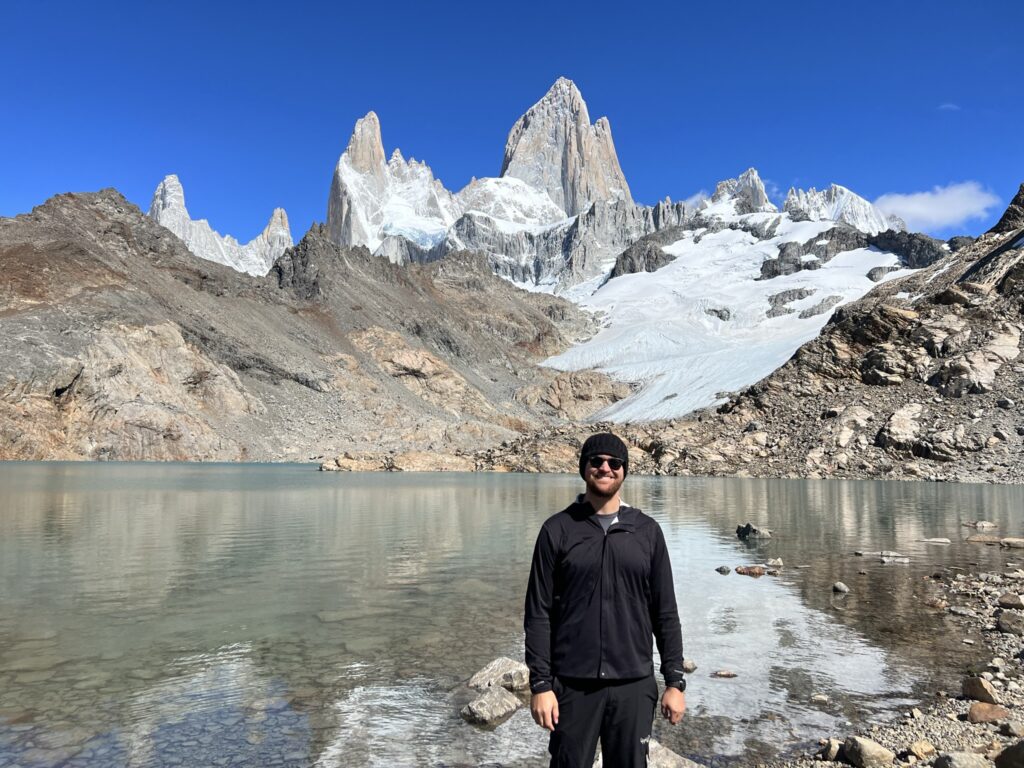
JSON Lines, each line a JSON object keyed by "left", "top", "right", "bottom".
{"left": 2, "top": 463, "right": 1023, "bottom": 767}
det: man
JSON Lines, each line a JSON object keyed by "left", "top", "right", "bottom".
{"left": 524, "top": 432, "right": 686, "bottom": 768}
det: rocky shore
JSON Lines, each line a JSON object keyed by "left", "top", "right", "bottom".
{"left": 755, "top": 565, "right": 1024, "bottom": 768}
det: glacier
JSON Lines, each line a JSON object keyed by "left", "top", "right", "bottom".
{"left": 544, "top": 199, "right": 915, "bottom": 421}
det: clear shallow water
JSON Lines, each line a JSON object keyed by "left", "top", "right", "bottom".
{"left": 1, "top": 464, "right": 1023, "bottom": 767}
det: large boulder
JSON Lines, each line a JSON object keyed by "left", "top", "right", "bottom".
{"left": 468, "top": 657, "right": 530, "bottom": 692}
{"left": 963, "top": 676, "right": 1000, "bottom": 704}
{"left": 843, "top": 736, "right": 896, "bottom": 768}
{"left": 875, "top": 403, "right": 923, "bottom": 453}
{"left": 460, "top": 686, "right": 521, "bottom": 725}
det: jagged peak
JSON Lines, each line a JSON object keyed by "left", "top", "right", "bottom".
{"left": 711, "top": 168, "right": 777, "bottom": 213}
{"left": 265, "top": 207, "right": 290, "bottom": 234}
{"left": 988, "top": 183, "right": 1024, "bottom": 234}
{"left": 343, "top": 111, "right": 386, "bottom": 173}
{"left": 150, "top": 173, "right": 187, "bottom": 215}
{"left": 784, "top": 181, "right": 905, "bottom": 234}
{"left": 499, "top": 77, "right": 631, "bottom": 216}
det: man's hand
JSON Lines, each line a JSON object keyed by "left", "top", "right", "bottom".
{"left": 531, "top": 690, "right": 559, "bottom": 731}
{"left": 661, "top": 688, "right": 686, "bottom": 724}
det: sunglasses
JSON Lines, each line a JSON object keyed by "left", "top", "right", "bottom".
{"left": 587, "top": 455, "right": 624, "bottom": 471}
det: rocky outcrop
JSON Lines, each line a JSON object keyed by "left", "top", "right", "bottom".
{"left": 989, "top": 184, "right": 1024, "bottom": 234}
{"left": 0, "top": 189, "right": 595, "bottom": 462}
{"left": 758, "top": 225, "right": 946, "bottom": 281}
{"left": 607, "top": 226, "right": 688, "bottom": 280}
{"left": 709, "top": 168, "right": 777, "bottom": 214}
{"left": 326, "top": 114, "right": 460, "bottom": 252}
{"left": 500, "top": 77, "right": 632, "bottom": 216}
{"left": 149, "top": 174, "right": 292, "bottom": 276}
{"left": 515, "top": 370, "right": 631, "bottom": 420}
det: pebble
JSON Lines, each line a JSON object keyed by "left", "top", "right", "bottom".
{"left": 833, "top": 582, "right": 850, "bottom": 594}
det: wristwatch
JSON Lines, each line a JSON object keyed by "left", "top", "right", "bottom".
{"left": 666, "top": 679, "right": 686, "bottom": 692}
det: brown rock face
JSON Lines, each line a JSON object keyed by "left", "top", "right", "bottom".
{"left": 988, "top": 183, "right": 1024, "bottom": 234}
{"left": 0, "top": 190, "right": 593, "bottom": 463}
{"left": 969, "top": 701, "right": 1010, "bottom": 723}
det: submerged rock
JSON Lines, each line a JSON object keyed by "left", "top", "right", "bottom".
{"left": 736, "top": 523, "right": 771, "bottom": 540}
{"left": 460, "top": 686, "right": 521, "bottom": 725}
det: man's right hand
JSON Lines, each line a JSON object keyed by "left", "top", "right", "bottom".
{"left": 530, "top": 690, "right": 559, "bottom": 731}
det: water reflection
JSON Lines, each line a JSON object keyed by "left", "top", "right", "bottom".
{"left": 0, "top": 465, "right": 1022, "bottom": 766}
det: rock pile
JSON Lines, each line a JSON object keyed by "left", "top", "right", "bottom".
{"left": 755, "top": 568, "right": 1024, "bottom": 767}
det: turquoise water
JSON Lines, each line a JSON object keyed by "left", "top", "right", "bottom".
{"left": 1, "top": 463, "right": 1022, "bottom": 767}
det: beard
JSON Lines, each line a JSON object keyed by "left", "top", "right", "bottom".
{"left": 585, "top": 472, "right": 624, "bottom": 499}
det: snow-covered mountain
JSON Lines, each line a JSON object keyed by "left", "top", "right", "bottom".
{"left": 546, "top": 173, "right": 917, "bottom": 420}
{"left": 324, "top": 80, "right": 689, "bottom": 285}
{"left": 151, "top": 78, "right": 926, "bottom": 424}
{"left": 706, "top": 168, "right": 778, "bottom": 215}
{"left": 148, "top": 175, "right": 292, "bottom": 276}
{"left": 784, "top": 184, "right": 905, "bottom": 235}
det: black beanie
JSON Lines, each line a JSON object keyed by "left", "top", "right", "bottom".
{"left": 579, "top": 432, "right": 629, "bottom": 478}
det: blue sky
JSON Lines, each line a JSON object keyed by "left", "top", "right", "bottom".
{"left": 3, "top": 0, "right": 1021, "bottom": 240}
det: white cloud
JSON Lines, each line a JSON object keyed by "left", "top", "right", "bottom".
{"left": 938, "top": 103, "right": 961, "bottom": 111}
{"left": 682, "top": 189, "right": 709, "bottom": 209}
{"left": 874, "top": 182, "right": 1000, "bottom": 233}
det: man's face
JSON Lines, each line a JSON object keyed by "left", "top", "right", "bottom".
{"left": 584, "top": 454, "right": 625, "bottom": 499}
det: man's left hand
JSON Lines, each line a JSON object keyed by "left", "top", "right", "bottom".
{"left": 661, "top": 688, "right": 686, "bottom": 724}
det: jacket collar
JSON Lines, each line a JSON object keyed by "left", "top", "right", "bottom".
{"left": 572, "top": 494, "right": 637, "bottom": 529}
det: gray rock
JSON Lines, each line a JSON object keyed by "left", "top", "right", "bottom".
{"left": 736, "top": 523, "right": 771, "bottom": 540}
{"left": 468, "top": 657, "right": 530, "bottom": 692}
{"left": 998, "top": 611, "right": 1024, "bottom": 636}
{"left": 460, "top": 686, "right": 521, "bottom": 725}
{"left": 818, "top": 737, "right": 842, "bottom": 761}
{"left": 1002, "top": 722, "right": 1024, "bottom": 738}
{"left": 715, "top": 566, "right": 731, "bottom": 575}
{"left": 843, "top": 735, "right": 896, "bottom": 767}
{"left": 833, "top": 582, "right": 850, "bottom": 594}
{"left": 501, "top": 77, "right": 632, "bottom": 217}
{"left": 962, "top": 675, "right": 1000, "bottom": 704}
{"left": 935, "top": 752, "right": 992, "bottom": 768}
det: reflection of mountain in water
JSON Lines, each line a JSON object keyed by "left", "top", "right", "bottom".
{"left": 2, "top": 466, "right": 1023, "bottom": 765}
{"left": 633, "top": 476, "right": 1019, "bottom": 679}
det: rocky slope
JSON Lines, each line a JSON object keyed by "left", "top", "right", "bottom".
{"left": 469, "top": 199, "right": 1024, "bottom": 485}
{"left": 0, "top": 190, "right": 621, "bottom": 462}
{"left": 149, "top": 174, "right": 292, "bottom": 275}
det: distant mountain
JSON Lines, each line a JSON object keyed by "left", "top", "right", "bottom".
{"left": 149, "top": 174, "right": 292, "bottom": 276}
{"left": 476, "top": 190, "right": 1024, "bottom": 485}
{"left": 545, "top": 167, "right": 943, "bottom": 420}
{"left": 784, "top": 184, "right": 905, "bottom": 235}
{"left": 499, "top": 76, "right": 632, "bottom": 216}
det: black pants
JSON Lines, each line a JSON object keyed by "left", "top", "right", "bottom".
{"left": 548, "top": 675, "right": 658, "bottom": 768}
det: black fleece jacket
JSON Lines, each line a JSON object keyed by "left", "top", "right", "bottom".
{"left": 524, "top": 498, "right": 685, "bottom": 693}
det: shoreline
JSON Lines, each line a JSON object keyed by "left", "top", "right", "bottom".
{"left": 754, "top": 565, "right": 1024, "bottom": 767}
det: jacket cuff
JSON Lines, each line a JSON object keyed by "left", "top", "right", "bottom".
{"left": 530, "top": 679, "right": 553, "bottom": 693}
